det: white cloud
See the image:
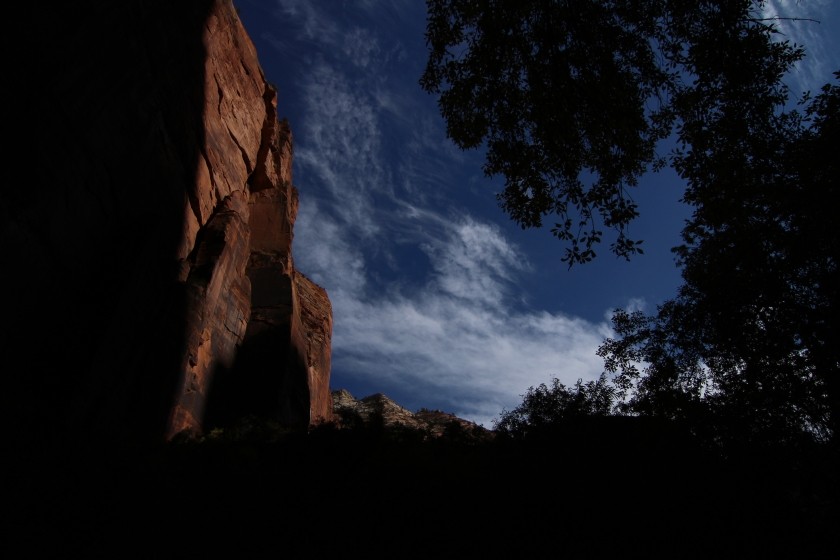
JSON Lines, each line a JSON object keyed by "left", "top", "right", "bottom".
{"left": 294, "top": 200, "right": 368, "bottom": 295}
{"left": 331, "top": 294, "right": 611, "bottom": 428}
{"left": 300, "top": 213, "right": 612, "bottom": 428}
{"left": 421, "top": 217, "right": 527, "bottom": 307}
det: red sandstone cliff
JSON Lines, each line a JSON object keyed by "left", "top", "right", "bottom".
{"left": 3, "top": 0, "right": 332, "bottom": 443}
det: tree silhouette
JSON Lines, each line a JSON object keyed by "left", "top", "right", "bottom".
{"left": 599, "top": 75, "right": 839, "bottom": 446}
{"left": 493, "top": 374, "right": 616, "bottom": 438}
{"left": 420, "top": 0, "right": 804, "bottom": 265}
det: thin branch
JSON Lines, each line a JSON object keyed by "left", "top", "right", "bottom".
{"left": 750, "top": 16, "right": 821, "bottom": 24}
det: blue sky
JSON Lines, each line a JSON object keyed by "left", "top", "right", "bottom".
{"left": 235, "top": 0, "right": 839, "bottom": 427}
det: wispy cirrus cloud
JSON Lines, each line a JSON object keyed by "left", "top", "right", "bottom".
{"left": 760, "top": 0, "right": 839, "bottom": 95}
{"left": 268, "top": 0, "right": 617, "bottom": 427}
{"left": 421, "top": 217, "right": 528, "bottom": 308}
{"left": 322, "top": 217, "right": 613, "bottom": 427}
{"left": 255, "top": 0, "right": 838, "bottom": 426}
{"left": 271, "top": 0, "right": 342, "bottom": 50}
{"left": 295, "top": 62, "right": 386, "bottom": 240}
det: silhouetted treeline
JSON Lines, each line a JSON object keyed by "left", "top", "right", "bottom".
{"left": 13, "top": 416, "right": 837, "bottom": 558}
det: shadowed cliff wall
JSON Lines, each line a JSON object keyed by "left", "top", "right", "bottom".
{"left": 3, "top": 0, "right": 332, "bottom": 449}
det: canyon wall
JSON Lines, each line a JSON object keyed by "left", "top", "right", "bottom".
{"left": 3, "top": 0, "right": 331, "bottom": 445}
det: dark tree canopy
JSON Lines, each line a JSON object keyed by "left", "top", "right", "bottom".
{"left": 598, "top": 75, "right": 840, "bottom": 446}
{"left": 420, "top": 0, "right": 803, "bottom": 265}
{"left": 493, "top": 374, "right": 616, "bottom": 438}
{"left": 427, "top": 0, "right": 840, "bottom": 446}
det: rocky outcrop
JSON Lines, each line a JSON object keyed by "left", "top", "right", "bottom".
{"left": 4, "top": 0, "right": 331, "bottom": 444}
{"left": 331, "top": 390, "right": 494, "bottom": 441}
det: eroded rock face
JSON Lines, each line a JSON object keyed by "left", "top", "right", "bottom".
{"left": 295, "top": 273, "right": 334, "bottom": 424}
{"left": 164, "top": 0, "right": 335, "bottom": 438}
{"left": 5, "top": 0, "right": 332, "bottom": 444}
{"left": 167, "top": 191, "right": 252, "bottom": 438}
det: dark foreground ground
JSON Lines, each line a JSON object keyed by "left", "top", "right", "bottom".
{"left": 10, "top": 418, "right": 838, "bottom": 559}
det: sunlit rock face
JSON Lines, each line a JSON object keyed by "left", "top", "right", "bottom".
{"left": 295, "top": 273, "right": 334, "bottom": 425}
{"left": 5, "top": 0, "right": 331, "bottom": 444}
{"left": 333, "top": 390, "right": 428, "bottom": 431}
